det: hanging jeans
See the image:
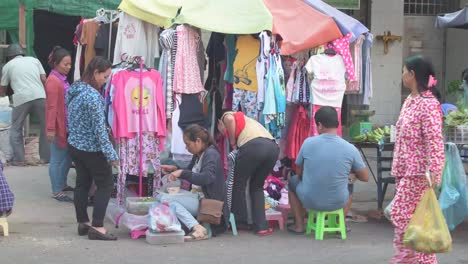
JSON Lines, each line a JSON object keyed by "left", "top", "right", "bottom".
{"left": 231, "top": 138, "right": 279, "bottom": 231}
{"left": 70, "top": 146, "right": 113, "bottom": 227}
{"left": 48, "top": 139, "right": 72, "bottom": 194}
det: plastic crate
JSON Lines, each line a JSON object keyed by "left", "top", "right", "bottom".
{"left": 445, "top": 126, "right": 468, "bottom": 144}
{"left": 126, "top": 197, "right": 156, "bottom": 215}
{"left": 349, "top": 122, "right": 372, "bottom": 139}
{"left": 145, "top": 230, "right": 185, "bottom": 245}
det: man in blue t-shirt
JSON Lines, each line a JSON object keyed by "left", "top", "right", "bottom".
{"left": 288, "top": 106, "right": 368, "bottom": 234}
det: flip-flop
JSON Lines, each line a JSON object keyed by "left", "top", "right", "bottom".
{"left": 184, "top": 230, "right": 208, "bottom": 242}
{"left": 345, "top": 215, "right": 368, "bottom": 223}
{"left": 62, "top": 186, "right": 75, "bottom": 192}
{"left": 287, "top": 226, "right": 305, "bottom": 235}
{"left": 256, "top": 227, "right": 274, "bottom": 237}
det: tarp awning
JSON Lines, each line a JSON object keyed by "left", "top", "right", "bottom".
{"left": 118, "top": 0, "right": 181, "bottom": 28}
{"left": 174, "top": 0, "right": 273, "bottom": 34}
{"left": 263, "top": 0, "right": 343, "bottom": 55}
{"left": 303, "top": 0, "right": 369, "bottom": 42}
{"left": 435, "top": 4, "right": 468, "bottom": 29}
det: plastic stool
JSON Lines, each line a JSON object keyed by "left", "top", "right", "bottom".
{"left": 266, "top": 209, "right": 284, "bottom": 230}
{"left": 204, "top": 213, "right": 238, "bottom": 238}
{"left": 0, "top": 217, "right": 9, "bottom": 236}
{"left": 306, "top": 208, "right": 346, "bottom": 240}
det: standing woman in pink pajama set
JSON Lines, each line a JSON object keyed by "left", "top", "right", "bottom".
{"left": 390, "top": 55, "right": 445, "bottom": 263}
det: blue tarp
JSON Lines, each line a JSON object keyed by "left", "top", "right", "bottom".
{"left": 435, "top": 4, "right": 468, "bottom": 30}
{"left": 302, "top": 0, "right": 369, "bottom": 42}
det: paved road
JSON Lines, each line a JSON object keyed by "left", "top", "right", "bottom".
{"left": 1, "top": 165, "right": 467, "bottom": 264}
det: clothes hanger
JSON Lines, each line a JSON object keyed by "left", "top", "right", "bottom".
{"left": 324, "top": 42, "right": 336, "bottom": 56}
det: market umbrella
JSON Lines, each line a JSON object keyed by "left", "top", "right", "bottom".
{"left": 435, "top": 4, "right": 468, "bottom": 29}
{"left": 263, "top": 0, "right": 343, "bottom": 55}
{"left": 303, "top": 0, "right": 369, "bottom": 42}
{"left": 173, "top": 0, "right": 273, "bottom": 34}
{"left": 118, "top": 0, "right": 182, "bottom": 28}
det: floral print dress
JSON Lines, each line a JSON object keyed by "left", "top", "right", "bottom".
{"left": 390, "top": 90, "right": 445, "bottom": 263}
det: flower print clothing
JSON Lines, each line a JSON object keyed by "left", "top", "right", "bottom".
{"left": 116, "top": 134, "right": 161, "bottom": 205}
{"left": 391, "top": 91, "right": 445, "bottom": 180}
{"left": 305, "top": 54, "right": 346, "bottom": 108}
{"left": 173, "top": 25, "right": 204, "bottom": 94}
{"left": 390, "top": 176, "right": 437, "bottom": 263}
{"left": 66, "top": 82, "right": 118, "bottom": 162}
{"left": 233, "top": 88, "right": 258, "bottom": 120}
{"left": 330, "top": 33, "right": 355, "bottom": 82}
{"left": 390, "top": 90, "right": 444, "bottom": 264}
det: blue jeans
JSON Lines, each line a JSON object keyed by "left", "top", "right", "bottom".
{"left": 156, "top": 193, "right": 200, "bottom": 230}
{"left": 49, "top": 140, "right": 72, "bottom": 194}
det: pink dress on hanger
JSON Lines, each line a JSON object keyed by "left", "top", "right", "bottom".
{"left": 173, "top": 25, "right": 204, "bottom": 94}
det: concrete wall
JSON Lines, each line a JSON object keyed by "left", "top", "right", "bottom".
{"left": 369, "top": 0, "right": 404, "bottom": 125}
{"left": 403, "top": 16, "right": 445, "bottom": 99}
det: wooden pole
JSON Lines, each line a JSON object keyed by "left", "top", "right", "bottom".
{"left": 19, "top": 3, "right": 26, "bottom": 47}
{"left": 19, "top": 3, "right": 30, "bottom": 137}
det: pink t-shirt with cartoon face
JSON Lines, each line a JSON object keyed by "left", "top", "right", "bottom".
{"left": 112, "top": 70, "right": 166, "bottom": 148}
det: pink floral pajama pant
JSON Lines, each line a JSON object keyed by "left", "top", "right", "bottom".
{"left": 390, "top": 176, "right": 436, "bottom": 264}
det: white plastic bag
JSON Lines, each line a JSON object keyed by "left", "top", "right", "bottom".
{"left": 149, "top": 202, "right": 182, "bottom": 232}
{"left": 384, "top": 198, "right": 394, "bottom": 221}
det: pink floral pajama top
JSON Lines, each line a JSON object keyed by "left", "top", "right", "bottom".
{"left": 392, "top": 90, "right": 445, "bottom": 182}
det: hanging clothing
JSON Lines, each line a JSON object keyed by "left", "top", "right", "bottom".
{"left": 233, "top": 88, "right": 258, "bottom": 119}
{"left": 285, "top": 105, "right": 310, "bottom": 161}
{"left": 233, "top": 35, "right": 260, "bottom": 92}
{"left": 205, "top": 32, "right": 224, "bottom": 93}
{"left": 310, "top": 105, "right": 342, "bottom": 137}
{"left": 73, "top": 43, "right": 83, "bottom": 81}
{"left": 347, "top": 34, "right": 364, "bottom": 93}
{"left": 330, "top": 33, "right": 355, "bottom": 82}
{"left": 226, "top": 149, "right": 238, "bottom": 211}
{"left": 173, "top": 25, "right": 204, "bottom": 94}
{"left": 256, "top": 31, "right": 271, "bottom": 110}
{"left": 111, "top": 69, "right": 166, "bottom": 146}
{"left": 286, "top": 60, "right": 299, "bottom": 103}
{"left": 171, "top": 95, "right": 193, "bottom": 158}
{"left": 80, "top": 20, "right": 100, "bottom": 69}
{"left": 224, "top": 35, "right": 237, "bottom": 84}
{"left": 116, "top": 135, "right": 161, "bottom": 205}
{"left": 262, "top": 55, "right": 286, "bottom": 138}
{"left": 113, "top": 12, "right": 160, "bottom": 68}
{"left": 178, "top": 93, "right": 206, "bottom": 130}
{"left": 159, "top": 29, "right": 177, "bottom": 118}
{"left": 94, "top": 22, "right": 118, "bottom": 61}
{"left": 305, "top": 54, "right": 346, "bottom": 108}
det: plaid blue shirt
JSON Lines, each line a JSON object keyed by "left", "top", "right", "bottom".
{"left": 0, "top": 161, "right": 14, "bottom": 212}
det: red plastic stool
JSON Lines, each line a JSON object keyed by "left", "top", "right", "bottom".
{"left": 266, "top": 209, "right": 284, "bottom": 231}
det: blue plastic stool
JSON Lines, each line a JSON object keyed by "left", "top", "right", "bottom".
{"left": 204, "top": 213, "right": 238, "bottom": 238}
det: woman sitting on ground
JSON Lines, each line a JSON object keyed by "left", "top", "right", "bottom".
{"left": 161, "top": 124, "right": 228, "bottom": 241}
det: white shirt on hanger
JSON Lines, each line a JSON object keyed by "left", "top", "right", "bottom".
{"left": 305, "top": 54, "right": 346, "bottom": 107}
{"left": 113, "top": 12, "right": 160, "bottom": 68}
